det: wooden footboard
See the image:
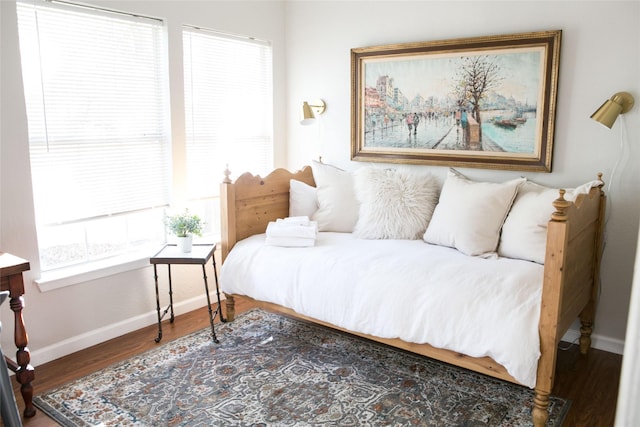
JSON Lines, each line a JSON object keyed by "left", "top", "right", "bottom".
{"left": 220, "top": 167, "right": 606, "bottom": 427}
{"left": 534, "top": 177, "right": 605, "bottom": 425}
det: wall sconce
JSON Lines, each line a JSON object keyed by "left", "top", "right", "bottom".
{"left": 300, "top": 99, "right": 326, "bottom": 125}
{"left": 590, "top": 91, "right": 635, "bottom": 129}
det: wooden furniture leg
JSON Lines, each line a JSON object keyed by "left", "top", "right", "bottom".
{"left": 7, "top": 274, "right": 35, "bottom": 418}
{"left": 0, "top": 291, "right": 21, "bottom": 426}
{"left": 532, "top": 390, "right": 549, "bottom": 427}
{"left": 579, "top": 305, "right": 595, "bottom": 355}
{"left": 1, "top": 253, "right": 36, "bottom": 418}
{"left": 225, "top": 294, "right": 235, "bottom": 321}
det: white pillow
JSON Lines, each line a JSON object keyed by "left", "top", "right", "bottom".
{"left": 423, "top": 170, "right": 524, "bottom": 256}
{"left": 310, "top": 160, "right": 359, "bottom": 232}
{"left": 353, "top": 167, "right": 439, "bottom": 240}
{"left": 289, "top": 179, "right": 318, "bottom": 218}
{"left": 498, "top": 179, "right": 603, "bottom": 264}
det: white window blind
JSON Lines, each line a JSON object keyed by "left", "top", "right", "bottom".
{"left": 17, "top": 0, "right": 170, "bottom": 270}
{"left": 17, "top": 1, "right": 170, "bottom": 225}
{"left": 183, "top": 26, "right": 273, "bottom": 199}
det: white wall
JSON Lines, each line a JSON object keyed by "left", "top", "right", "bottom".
{"left": 0, "top": 0, "right": 286, "bottom": 365}
{"left": 616, "top": 226, "right": 640, "bottom": 425}
{"left": 285, "top": 1, "right": 640, "bottom": 352}
{"left": 1, "top": 0, "right": 638, "bottom": 367}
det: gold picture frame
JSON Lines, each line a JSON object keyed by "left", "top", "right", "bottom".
{"left": 351, "top": 30, "right": 562, "bottom": 172}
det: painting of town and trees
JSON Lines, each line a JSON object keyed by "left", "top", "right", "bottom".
{"left": 351, "top": 31, "right": 561, "bottom": 171}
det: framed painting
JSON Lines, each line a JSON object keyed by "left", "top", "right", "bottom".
{"left": 351, "top": 30, "right": 561, "bottom": 172}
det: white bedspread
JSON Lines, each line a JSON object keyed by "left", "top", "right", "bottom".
{"left": 220, "top": 232, "right": 544, "bottom": 388}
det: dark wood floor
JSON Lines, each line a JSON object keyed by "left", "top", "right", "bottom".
{"left": 12, "top": 297, "right": 622, "bottom": 426}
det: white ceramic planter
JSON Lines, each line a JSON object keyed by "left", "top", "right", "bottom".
{"left": 177, "top": 235, "right": 193, "bottom": 253}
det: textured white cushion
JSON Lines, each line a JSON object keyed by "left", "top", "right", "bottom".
{"left": 498, "top": 179, "right": 603, "bottom": 264}
{"left": 310, "top": 160, "right": 359, "bottom": 232}
{"left": 289, "top": 179, "right": 318, "bottom": 218}
{"left": 353, "top": 167, "right": 439, "bottom": 239}
{"left": 424, "top": 170, "right": 524, "bottom": 256}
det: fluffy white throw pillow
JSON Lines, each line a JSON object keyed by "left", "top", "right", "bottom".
{"left": 424, "top": 169, "right": 524, "bottom": 256}
{"left": 310, "top": 160, "right": 359, "bottom": 232}
{"left": 353, "top": 167, "right": 439, "bottom": 240}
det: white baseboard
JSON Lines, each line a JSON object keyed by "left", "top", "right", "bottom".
{"left": 561, "top": 328, "right": 625, "bottom": 355}
{"left": 29, "top": 294, "right": 218, "bottom": 367}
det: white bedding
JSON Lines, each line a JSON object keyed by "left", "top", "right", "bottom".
{"left": 220, "top": 232, "right": 544, "bottom": 388}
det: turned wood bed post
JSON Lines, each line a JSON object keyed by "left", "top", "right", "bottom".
{"left": 220, "top": 166, "right": 237, "bottom": 321}
{"left": 225, "top": 295, "right": 236, "bottom": 322}
{"left": 533, "top": 190, "right": 570, "bottom": 427}
{"left": 579, "top": 173, "right": 606, "bottom": 354}
{"left": 220, "top": 165, "right": 236, "bottom": 264}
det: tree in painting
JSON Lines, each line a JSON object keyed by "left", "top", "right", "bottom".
{"left": 454, "top": 55, "right": 504, "bottom": 141}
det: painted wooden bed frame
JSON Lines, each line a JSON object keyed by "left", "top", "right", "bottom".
{"left": 219, "top": 166, "right": 606, "bottom": 427}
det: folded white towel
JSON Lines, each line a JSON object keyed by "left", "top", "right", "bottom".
{"left": 266, "top": 220, "right": 318, "bottom": 239}
{"left": 265, "top": 236, "right": 315, "bottom": 247}
{"left": 276, "top": 216, "right": 310, "bottom": 226}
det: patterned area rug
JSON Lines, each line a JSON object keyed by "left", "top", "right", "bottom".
{"left": 34, "top": 309, "right": 570, "bottom": 426}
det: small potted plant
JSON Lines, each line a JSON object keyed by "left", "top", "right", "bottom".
{"left": 165, "top": 209, "right": 203, "bottom": 252}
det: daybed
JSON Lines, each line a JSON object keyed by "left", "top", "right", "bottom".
{"left": 219, "top": 162, "right": 605, "bottom": 427}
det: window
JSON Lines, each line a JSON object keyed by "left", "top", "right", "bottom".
{"left": 17, "top": 1, "right": 170, "bottom": 272}
{"left": 182, "top": 26, "right": 273, "bottom": 235}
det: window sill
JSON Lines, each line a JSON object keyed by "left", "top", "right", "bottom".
{"left": 34, "top": 246, "right": 165, "bottom": 292}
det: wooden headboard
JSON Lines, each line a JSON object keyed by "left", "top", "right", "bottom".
{"left": 220, "top": 166, "right": 315, "bottom": 262}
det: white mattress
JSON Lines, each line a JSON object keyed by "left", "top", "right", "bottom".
{"left": 220, "top": 232, "right": 544, "bottom": 387}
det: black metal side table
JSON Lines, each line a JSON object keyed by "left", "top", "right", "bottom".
{"left": 150, "top": 243, "right": 225, "bottom": 343}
